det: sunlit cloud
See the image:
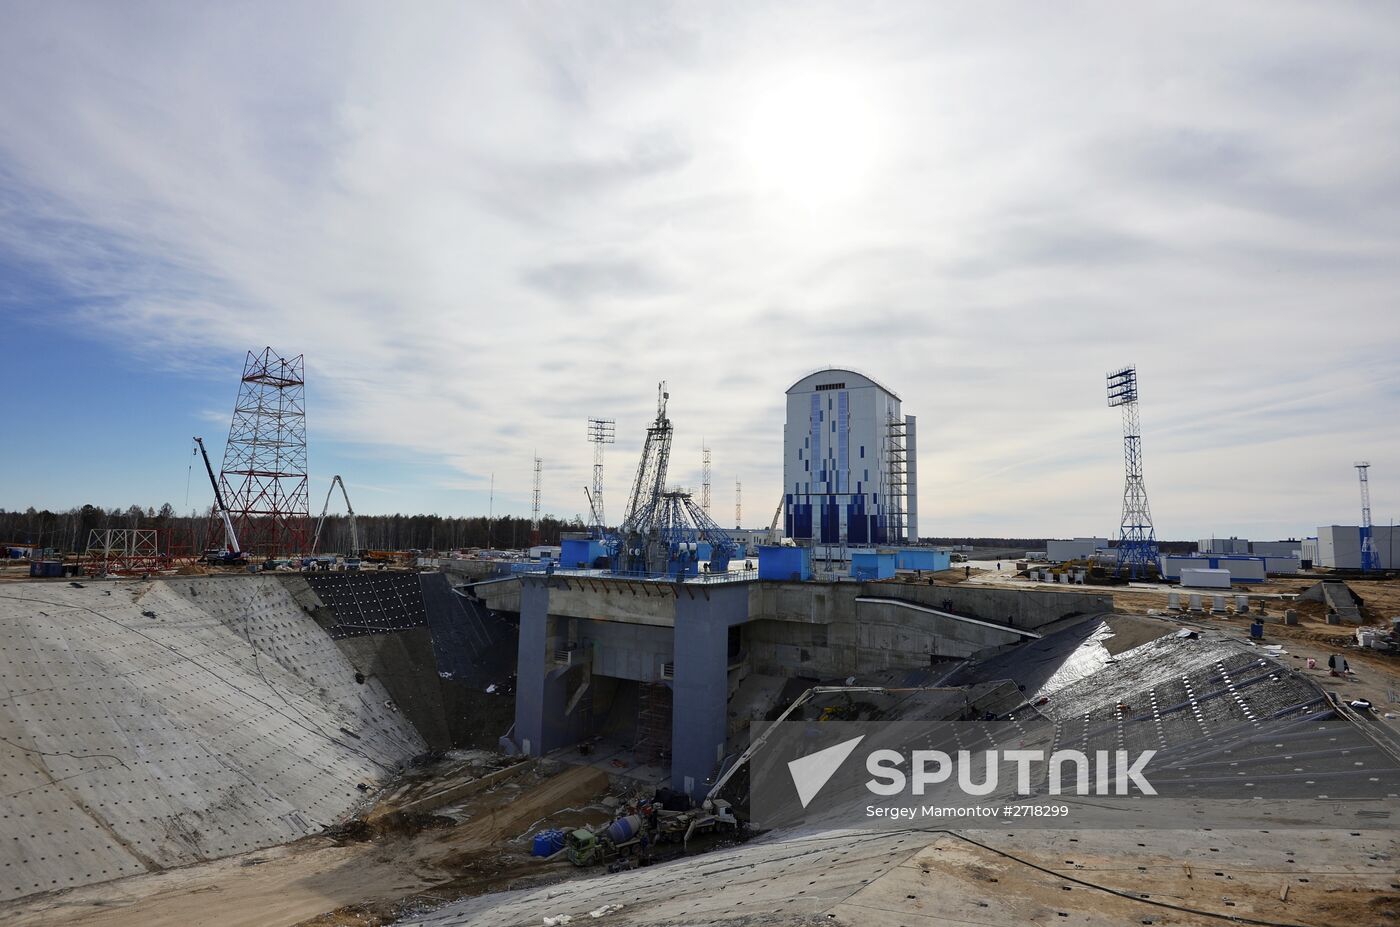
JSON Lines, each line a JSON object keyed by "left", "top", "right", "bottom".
{"left": 1, "top": 1, "right": 1397, "bottom": 537}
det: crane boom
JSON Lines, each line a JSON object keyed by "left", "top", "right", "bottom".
{"left": 584, "top": 485, "right": 602, "bottom": 535}
{"left": 194, "top": 437, "right": 242, "bottom": 556}
{"left": 766, "top": 496, "right": 784, "bottom": 545}
{"left": 704, "top": 685, "right": 892, "bottom": 804}
{"left": 311, "top": 475, "right": 358, "bottom": 556}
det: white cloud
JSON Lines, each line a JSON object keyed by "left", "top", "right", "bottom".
{"left": 1, "top": 1, "right": 1398, "bottom": 537}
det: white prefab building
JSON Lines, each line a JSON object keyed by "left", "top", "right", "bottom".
{"left": 1198, "top": 537, "right": 1250, "bottom": 555}
{"left": 783, "top": 368, "right": 916, "bottom": 550}
{"left": 1314, "top": 526, "right": 1399, "bottom": 569}
{"left": 1160, "top": 555, "right": 1267, "bottom": 583}
{"left": 1045, "top": 538, "right": 1108, "bottom": 563}
{"left": 1181, "top": 568, "right": 1232, "bottom": 589}
{"left": 1250, "top": 539, "right": 1304, "bottom": 558}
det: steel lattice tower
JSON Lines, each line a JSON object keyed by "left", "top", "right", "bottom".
{"left": 735, "top": 478, "right": 741, "bottom": 529}
{"left": 587, "top": 418, "right": 615, "bottom": 532}
{"left": 701, "top": 444, "right": 712, "bottom": 515}
{"left": 218, "top": 348, "right": 308, "bottom": 556}
{"left": 612, "top": 382, "right": 674, "bottom": 573}
{"left": 1356, "top": 461, "right": 1379, "bottom": 572}
{"left": 1106, "top": 366, "right": 1158, "bottom": 578}
{"left": 530, "top": 456, "right": 543, "bottom": 547}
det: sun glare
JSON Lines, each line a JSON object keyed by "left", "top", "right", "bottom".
{"left": 742, "top": 65, "right": 883, "bottom": 209}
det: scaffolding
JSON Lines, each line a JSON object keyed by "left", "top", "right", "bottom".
{"left": 83, "top": 529, "right": 167, "bottom": 576}
{"left": 885, "top": 416, "right": 909, "bottom": 544}
{"left": 634, "top": 681, "right": 672, "bottom": 767}
{"left": 217, "top": 348, "right": 309, "bottom": 556}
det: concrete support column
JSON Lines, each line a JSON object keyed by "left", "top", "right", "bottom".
{"left": 513, "top": 578, "right": 554, "bottom": 756}
{"left": 671, "top": 584, "right": 749, "bottom": 800}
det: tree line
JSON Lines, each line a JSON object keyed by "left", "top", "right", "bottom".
{"left": 925, "top": 536, "right": 1198, "bottom": 554}
{"left": 0, "top": 505, "right": 588, "bottom": 555}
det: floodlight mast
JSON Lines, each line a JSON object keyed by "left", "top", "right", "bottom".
{"left": 1106, "top": 366, "right": 1158, "bottom": 578}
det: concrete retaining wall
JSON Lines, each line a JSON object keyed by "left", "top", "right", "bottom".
{"left": 857, "top": 581, "right": 1111, "bottom": 631}
{"left": 0, "top": 577, "right": 425, "bottom": 903}
{"left": 296, "top": 572, "right": 517, "bottom": 750}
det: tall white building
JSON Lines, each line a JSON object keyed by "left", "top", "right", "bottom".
{"left": 782, "top": 368, "right": 917, "bottom": 549}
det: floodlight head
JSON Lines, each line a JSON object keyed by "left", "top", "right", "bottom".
{"left": 1106, "top": 366, "right": 1139, "bottom": 407}
{"left": 587, "top": 418, "right": 616, "bottom": 443}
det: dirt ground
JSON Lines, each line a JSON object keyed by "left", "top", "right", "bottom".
{"left": 870, "top": 833, "right": 1400, "bottom": 927}
{"left": 1, "top": 763, "right": 612, "bottom": 927}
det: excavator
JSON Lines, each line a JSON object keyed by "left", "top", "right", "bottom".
{"left": 193, "top": 437, "right": 247, "bottom": 565}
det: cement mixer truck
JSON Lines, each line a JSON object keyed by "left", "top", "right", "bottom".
{"left": 565, "top": 801, "right": 740, "bottom": 868}
{"left": 565, "top": 814, "right": 646, "bottom": 866}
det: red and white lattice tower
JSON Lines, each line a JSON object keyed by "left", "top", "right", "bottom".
{"left": 217, "top": 348, "right": 309, "bottom": 556}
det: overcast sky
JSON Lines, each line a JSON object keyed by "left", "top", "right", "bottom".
{"left": 1, "top": 2, "right": 1398, "bottom": 540}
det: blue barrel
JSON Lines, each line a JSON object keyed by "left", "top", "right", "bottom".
{"left": 532, "top": 829, "right": 565, "bottom": 856}
{"left": 1249, "top": 621, "right": 1264, "bottom": 639}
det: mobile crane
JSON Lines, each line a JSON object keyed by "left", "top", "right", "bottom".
{"left": 193, "top": 437, "right": 247, "bottom": 565}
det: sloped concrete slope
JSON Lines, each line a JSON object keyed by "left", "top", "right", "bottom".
{"left": 0, "top": 576, "right": 426, "bottom": 902}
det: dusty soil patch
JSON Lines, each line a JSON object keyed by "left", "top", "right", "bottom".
{"left": 1, "top": 762, "right": 612, "bottom": 927}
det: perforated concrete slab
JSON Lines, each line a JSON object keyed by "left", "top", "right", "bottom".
{"left": 0, "top": 576, "right": 426, "bottom": 902}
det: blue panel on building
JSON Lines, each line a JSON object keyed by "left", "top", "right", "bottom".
{"left": 850, "top": 550, "right": 896, "bottom": 580}
{"left": 758, "top": 545, "right": 811, "bottom": 581}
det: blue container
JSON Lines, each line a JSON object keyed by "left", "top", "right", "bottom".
{"left": 895, "top": 549, "right": 951, "bottom": 572}
{"left": 851, "top": 550, "right": 897, "bottom": 580}
{"left": 30, "top": 560, "right": 64, "bottom": 578}
{"left": 532, "top": 829, "right": 565, "bottom": 856}
{"left": 758, "top": 545, "right": 811, "bottom": 581}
